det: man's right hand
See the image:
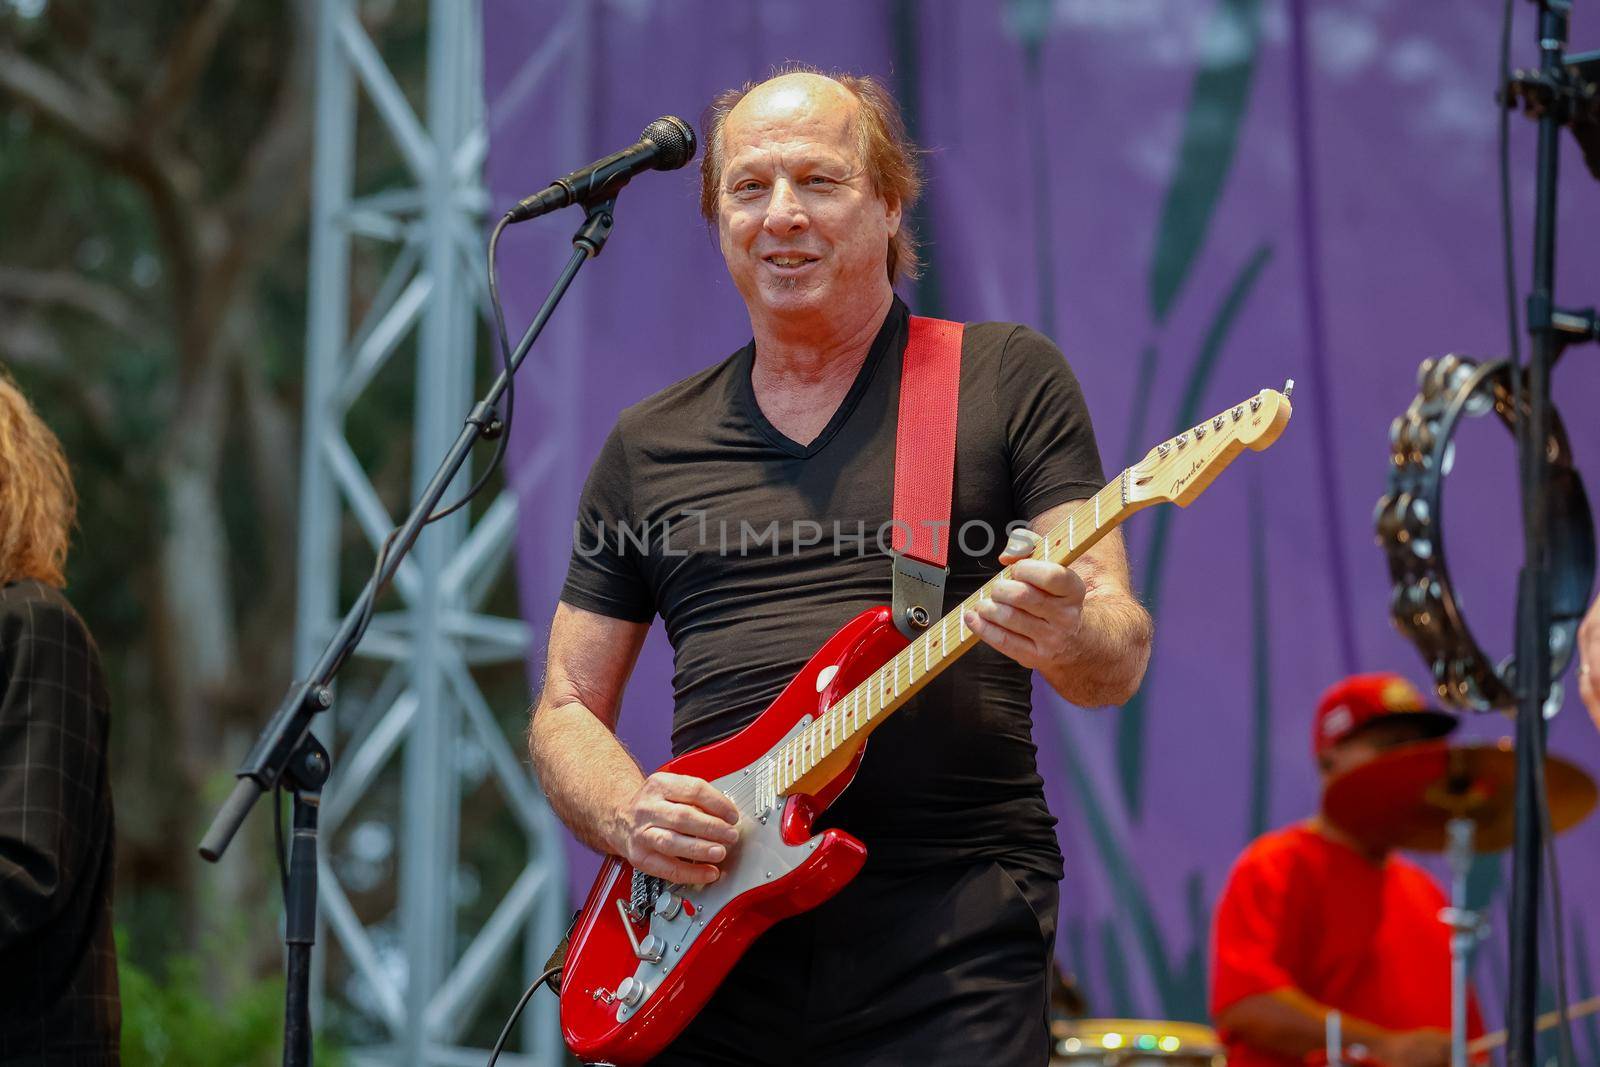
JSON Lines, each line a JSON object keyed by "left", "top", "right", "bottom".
{"left": 1371, "top": 1028, "right": 1451, "bottom": 1067}
{"left": 609, "top": 771, "right": 742, "bottom": 885}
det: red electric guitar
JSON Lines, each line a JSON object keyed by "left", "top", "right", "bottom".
{"left": 559, "top": 385, "right": 1295, "bottom": 1065}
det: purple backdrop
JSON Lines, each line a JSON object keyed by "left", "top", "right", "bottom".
{"left": 485, "top": 0, "right": 1600, "bottom": 1035}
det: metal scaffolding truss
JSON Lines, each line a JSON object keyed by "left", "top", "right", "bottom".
{"left": 296, "top": 0, "right": 568, "bottom": 1062}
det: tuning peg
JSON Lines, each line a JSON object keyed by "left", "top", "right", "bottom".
{"left": 1284, "top": 379, "right": 1296, "bottom": 398}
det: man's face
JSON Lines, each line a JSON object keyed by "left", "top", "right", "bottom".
{"left": 1319, "top": 719, "right": 1439, "bottom": 784}
{"left": 715, "top": 74, "right": 901, "bottom": 325}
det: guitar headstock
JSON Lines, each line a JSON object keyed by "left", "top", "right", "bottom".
{"left": 1125, "top": 384, "right": 1294, "bottom": 508}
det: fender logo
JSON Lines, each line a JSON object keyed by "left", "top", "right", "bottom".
{"left": 1169, "top": 456, "right": 1206, "bottom": 497}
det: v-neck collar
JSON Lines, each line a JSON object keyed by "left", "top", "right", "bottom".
{"left": 737, "top": 299, "right": 906, "bottom": 459}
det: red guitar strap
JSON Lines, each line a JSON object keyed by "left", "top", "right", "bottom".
{"left": 890, "top": 315, "right": 963, "bottom": 638}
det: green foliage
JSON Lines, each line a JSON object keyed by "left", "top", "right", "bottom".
{"left": 118, "top": 931, "right": 344, "bottom": 1067}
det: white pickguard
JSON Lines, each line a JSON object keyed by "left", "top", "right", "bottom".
{"left": 609, "top": 715, "right": 821, "bottom": 1024}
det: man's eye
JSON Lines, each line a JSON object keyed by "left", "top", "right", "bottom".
{"left": 807, "top": 176, "right": 835, "bottom": 186}
{"left": 734, "top": 181, "right": 763, "bottom": 193}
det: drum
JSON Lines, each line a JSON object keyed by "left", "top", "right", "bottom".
{"left": 1051, "top": 1018, "right": 1225, "bottom": 1065}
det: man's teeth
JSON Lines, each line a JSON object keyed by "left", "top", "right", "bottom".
{"left": 768, "top": 256, "right": 811, "bottom": 267}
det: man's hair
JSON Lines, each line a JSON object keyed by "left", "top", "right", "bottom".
{"left": 0, "top": 368, "right": 76, "bottom": 587}
{"left": 698, "top": 64, "right": 923, "bottom": 284}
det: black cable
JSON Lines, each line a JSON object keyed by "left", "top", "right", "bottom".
{"left": 485, "top": 965, "right": 562, "bottom": 1067}
{"left": 427, "top": 214, "right": 517, "bottom": 525}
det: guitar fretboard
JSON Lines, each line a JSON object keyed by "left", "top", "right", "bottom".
{"left": 773, "top": 472, "right": 1131, "bottom": 795}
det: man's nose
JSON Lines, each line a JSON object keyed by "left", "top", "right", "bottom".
{"left": 763, "top": 178, "right": 808, "bottom": 235}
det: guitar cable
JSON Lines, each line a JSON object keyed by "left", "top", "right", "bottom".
{"left": 486, "top": 963, "right": 563, "bottom": 1067}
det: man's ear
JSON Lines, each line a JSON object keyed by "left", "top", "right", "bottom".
{"left": 884, "top": 195, "right": 902, "bottom": 238}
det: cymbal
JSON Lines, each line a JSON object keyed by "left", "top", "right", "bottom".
{"left": 1323, "top": 740, "right": 1597, "bottom": 853}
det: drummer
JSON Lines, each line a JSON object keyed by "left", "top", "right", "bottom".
{"left": 1209, "top": 673, "right": 1484, "bottom": 1067}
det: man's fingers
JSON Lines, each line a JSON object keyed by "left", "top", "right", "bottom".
{"left": 1008, "top": 559, "right": 1083, "bottom": 599}
{"left": 633, "top": 851, "right": 720, "bottom": 886}
{"left": 644, "top": 826, "right": 730, "bottom": 864}
{"left": 653, "top": 772, "right": 741, "bottom": 825}
{"left": 975, "top": 594, "right": 1052, "bottom": 646}
{"left": 997, "top": 527, "right": 1042, "bottom": 565}
{"left": 989, "top": 576, "right": 1083, "bottom": 622}
{"left": 645, "top": 800, "right": 741, "bottom": 846}
{"left": 964, "top": 608, "right": 1043, "bottom": 667}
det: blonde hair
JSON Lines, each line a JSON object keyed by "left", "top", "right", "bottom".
{"left": 0, "top": 369, "right": 76, "bottom": 587}
{"left": 699, "top": 65, "right": 924, "bottom": 283}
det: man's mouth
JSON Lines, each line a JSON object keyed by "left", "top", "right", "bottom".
{"left": 763, "top": 254, "right": 818, "bottom": 269}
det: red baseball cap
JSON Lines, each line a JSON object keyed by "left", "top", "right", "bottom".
{"left": 1313, "top": 672, "right": 1457, "bottom": 758}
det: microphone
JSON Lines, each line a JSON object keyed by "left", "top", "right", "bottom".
{"left": 505, "top": 116, "right": 697, "bottom": 223}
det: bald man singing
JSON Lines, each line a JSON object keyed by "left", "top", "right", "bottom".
{"left": 529, "top": 68, "right": 1151, "bottom": 1065}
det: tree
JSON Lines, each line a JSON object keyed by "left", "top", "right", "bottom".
{"left": 0, "top": 0, "right": 316, "bottom": 959}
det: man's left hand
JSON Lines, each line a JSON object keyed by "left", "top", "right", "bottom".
{"left": 964, "top": 527, "right": 1086, "bottom": 671}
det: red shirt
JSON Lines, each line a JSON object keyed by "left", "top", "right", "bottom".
{"left": 1210, "top": 823, "right": 1483, "bottom": 1066}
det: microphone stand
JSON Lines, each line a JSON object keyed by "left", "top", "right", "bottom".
{"left": 1506, "top": 3, "right": 1596, "bottom": 1063}
{"left": 197, "top": 195, "right": 621, "bottom": 1067}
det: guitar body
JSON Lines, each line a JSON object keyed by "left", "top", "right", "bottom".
{"left": 559, "top": 606, "right": 906, "bottom": 1065}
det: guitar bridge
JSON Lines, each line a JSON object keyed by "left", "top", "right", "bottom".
{"left": 628, "top": 869, "right": 663, "bottom": 923}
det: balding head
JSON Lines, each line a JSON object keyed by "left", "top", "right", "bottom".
{"left": 700, "top": 66, "right": 923, "bottom": 284}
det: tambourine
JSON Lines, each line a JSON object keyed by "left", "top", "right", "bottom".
{"left": 1375, "top": 354, "right": 1595, "bottom": 711}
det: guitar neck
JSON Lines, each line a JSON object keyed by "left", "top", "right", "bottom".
{"left": 777, "top": 473, "right": 1140, "bottom": 795}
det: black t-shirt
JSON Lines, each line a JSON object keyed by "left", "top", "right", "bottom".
{"left": 560, "top": 298, "right": 1104, "bottom": 878}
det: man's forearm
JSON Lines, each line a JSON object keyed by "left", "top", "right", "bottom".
{"left": 1219, "top": 989, "right": 1391, "bottom": 1059}
{"left": 1039, "top": 587, "right": 1152, "bottom": 707}
{"left": 529, "top": 698, "right": 646, "bottom": 856}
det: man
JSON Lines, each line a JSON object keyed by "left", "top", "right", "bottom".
{"left": 0, "top": 371, "right": 120, "bottom": 1062}
{"left": 528, "top": 68, "right": 1151, "bottom": 1064}
{"left": 1210, "top": 673, "right": 1482, "bottom": 1067}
